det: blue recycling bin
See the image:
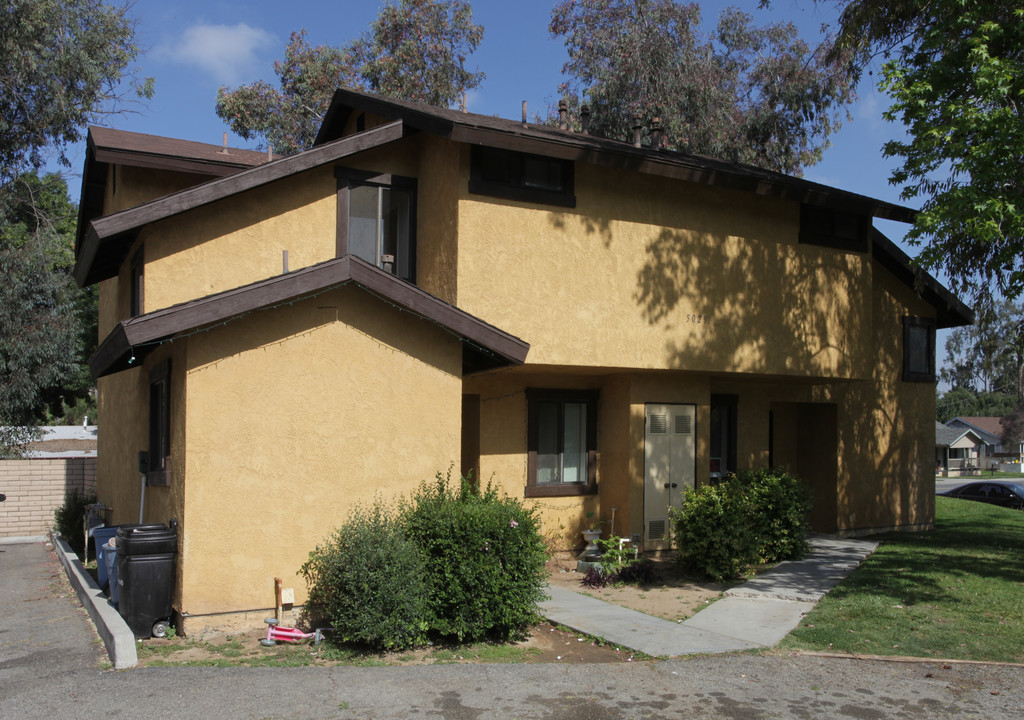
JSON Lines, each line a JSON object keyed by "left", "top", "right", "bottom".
{"left": 92, "top": 526, "right": 120, "bottom": 589}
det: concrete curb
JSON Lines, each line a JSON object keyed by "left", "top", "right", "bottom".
{"left": 0, "top": 535, "right": 49, "bottom": 544}
{"left": 51, "top": 533, "right": 138, "bottom": 669}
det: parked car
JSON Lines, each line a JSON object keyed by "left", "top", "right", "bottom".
{"left": 939, "top": 481, "right": 1024, "bottom": 510}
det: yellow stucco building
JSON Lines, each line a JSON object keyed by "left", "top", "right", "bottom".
{"left": 74, "top": 90, "right": 971, "bottom": 634}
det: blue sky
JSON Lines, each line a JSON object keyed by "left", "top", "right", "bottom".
{"left": 72, "top": 0, "right": 920, "bottom": 264}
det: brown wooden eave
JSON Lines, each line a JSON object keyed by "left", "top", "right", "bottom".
{"left": 74, "top": 120, "right": 408, "bottom": 288}
{"left": 89, "top": 256, "right": 529, "bottom": 379}
{"left": 871, "top": 229, "right": 974, "bottom": 328}
{"left": 316, "top": 87, "right": 917, "bottom": 224}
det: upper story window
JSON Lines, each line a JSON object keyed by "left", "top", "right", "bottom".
{"left": 336, "top": 168, "right": 416, "bottom": 282}
{"left": 903, "top": 316, "right": 936, "bottom": 382}
{"left": 799, "top": 204, "right": 869, "bottom": 253}
{"left": 469, "top": 146, "right": 575, "bottom": 208}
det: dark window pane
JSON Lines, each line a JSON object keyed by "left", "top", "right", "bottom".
{"left": 348, "top": 185, "right": 379, "bottom": 266}
{"left": 536, "top": 400, "right": 560, "bottom": 484}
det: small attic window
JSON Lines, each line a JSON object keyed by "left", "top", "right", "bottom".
{"left": 799, "top": 205, "right": 868, "bottom": 253}
{"left": 470, "top": 146, "right": 575, "bottom": 207}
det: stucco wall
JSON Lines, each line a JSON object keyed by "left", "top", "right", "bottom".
{"left": 138, "top": 166, "right": 338, "bottom": 311}
{"left": 95, "top": 341, "right": 186, "bottom": 530}
{"left": 822, "top": 258, "right": 938, "bottom": 534}
{"left": 456, "top": 156, "right": 872, "bottom": 379}
{"left": 0, "top": 458, "right": 97, "bottom": 537}
{"left": 176, "top": 286, "right": 463, "bottom": 617}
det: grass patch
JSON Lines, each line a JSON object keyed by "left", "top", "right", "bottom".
{"left": 781, "top": 498, "right": 1024, "bottom": 662}
{"left": 937, "top": 471, "right": 1023, "bottom": 480}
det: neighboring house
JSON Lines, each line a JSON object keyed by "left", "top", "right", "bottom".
{"left": 935, "top": 421, "right": 984, "bottom": 477}
{"left": 74, "top": 89, "right": 972, "bottom": 634}
{"left": 945, "top": 417, "right": 1024, "bottom": 467}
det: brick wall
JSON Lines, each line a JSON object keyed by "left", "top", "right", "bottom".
{"left": 0, "top": 458, "right": 97, "bottom": 537}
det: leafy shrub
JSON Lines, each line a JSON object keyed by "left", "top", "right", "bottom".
{"left": 580, "top": 565, "right": 608, "bottom": 588}
{"left": 403, "top": 471, "right": 548, "bottom": 643}
{"left": 300, "top": 500, "right": 430, "bottom": 651}
{"left": 736, "top": 468, "right": 811, "bottom": 562}
{"left": 53, "top": 488, "right": 97, "bottom": 558}
{"left": 595, "top": 535, "right": 638, "bottom": 575}
{"left": 671, "top": 468, "right": 811, "bottom": 581}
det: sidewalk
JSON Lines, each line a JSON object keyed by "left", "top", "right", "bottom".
{"left": 540, "top": 535, "right": 878, "bottom": 657}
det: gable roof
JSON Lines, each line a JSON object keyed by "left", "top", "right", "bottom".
{"left": 947, "top": 416, "right": 1006, "bottom": 442}
{"left": 74, "top": 120, "right": 406, "bottom": 287}
{"left": 76, "top": 127, "right": 275, "bottom": 260}
{"left": 89, "top": 255, "right": 528, "bottom": 379}
{"left": 936, "top": 421, "right": 983, "bottom": 448}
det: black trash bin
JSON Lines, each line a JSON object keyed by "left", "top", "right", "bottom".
{"left": 116, "top": 523, "right": 177, "bottom": 638}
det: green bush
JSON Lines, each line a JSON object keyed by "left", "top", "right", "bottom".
{"left": 671, "top": 468, "right": 811, "bottom": 581}
{"left": 300, "top": 500, "right": 430, "bottom": 651}
{"left": 53, "top": 488, "right": 97, "bottom": 558}
{"left": 737, "top": 468, "right": 811, "bottom": 562}
{"left": 403, "top": 471, "right": 548, "bottom": 643}
{"left": 672, "top": 477, "right": 759, "bottom": 581}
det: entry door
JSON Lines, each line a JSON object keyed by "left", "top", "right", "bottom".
{"left": 644, "top": 403, "right": 696, "bottom": 545}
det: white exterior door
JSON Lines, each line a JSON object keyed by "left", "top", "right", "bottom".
{"left": 644, "top": 403, "right": 696, "bottom": 546}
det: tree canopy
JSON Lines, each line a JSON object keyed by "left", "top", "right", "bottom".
{"left": 0, "top": 0, "right": 152, "bottom": 186}
{"left": 216, "top": 0, "right": 484, "bottom": 155}
{"left": 833, "top": 0, "right": 1024, "bottom": 305}
{"left": 547, "top": 0, "right": 858, "bottom": 175}
{"left": 0, "top": 173, "right": 84, "bottom": 456}
{"left": 936, "top": 299, "right": 1024, "bottom": 423}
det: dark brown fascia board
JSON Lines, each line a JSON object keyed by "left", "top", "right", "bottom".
{"left": 316, "top": 89, "right": 455, "bottom": 145}
{"left": 74, "top": 120, "right": 407, "bottom": 288}
{"left": 89, "top": 255, "right": 529, "bottom": 378}
{"left": 92, "top": 146, "right": 259, "bottom": 178}
{"left": 871, "top": 229, "right": 974, "bottom": 329}
{"left": 76, "top": 128, "right": 271, "bottom": 252}
{"left": 316, "top": 88, "right": 916, "bottom": 223}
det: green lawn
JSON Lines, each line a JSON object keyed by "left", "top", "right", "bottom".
{"left": 781, "top": 497, "right": 1024, "bottom": 663}
{"left": 937, "top": 471, "right": 1024, "bottom": 480}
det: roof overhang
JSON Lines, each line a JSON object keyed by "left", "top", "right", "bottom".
{"left": 75, "top": 127, "right": 275, "bottom": 261}
{"left": 871, "top": 230, "right": 974, "bottom": 328}
{"left": 74, "top": 120, "right": 407, "bottom": 288}
{"left": 89, "top": 255, "right": 529, "bottom": 378}
{"left": 316, "top": 87, "right": 918, "bottom": 223}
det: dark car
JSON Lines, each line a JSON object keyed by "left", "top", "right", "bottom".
{"left": 939, "top": 481, "right": 1024, "bottom": 510}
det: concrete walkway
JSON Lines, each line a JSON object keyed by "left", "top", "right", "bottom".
{"left": 540, "top": 535, "right": 878, "bottom": 657}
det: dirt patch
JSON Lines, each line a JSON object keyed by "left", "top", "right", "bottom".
{"left": 545, "top": 554, "right": 727, "bottom": 623}
{"left": 137, "top": 555, "right": 724, "bottom": 667}
{"left": 137, "top": 622, "right": 643, "bottom": 666}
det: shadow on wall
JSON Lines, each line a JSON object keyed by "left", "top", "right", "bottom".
{"left": 634, "top": 227, "right": 864, "bottom": 377}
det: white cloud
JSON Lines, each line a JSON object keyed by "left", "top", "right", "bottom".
{"left": 157, "top": 23, "right": 276, "bottom": 85}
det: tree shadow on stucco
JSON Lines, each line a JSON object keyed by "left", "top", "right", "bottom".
{"left": 635, "top": 226, "right": 860, "bottom": 376}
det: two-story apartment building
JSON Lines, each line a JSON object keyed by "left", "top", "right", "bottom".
{"left": 75, "top": 89, "right": 971, "bottom": 634}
